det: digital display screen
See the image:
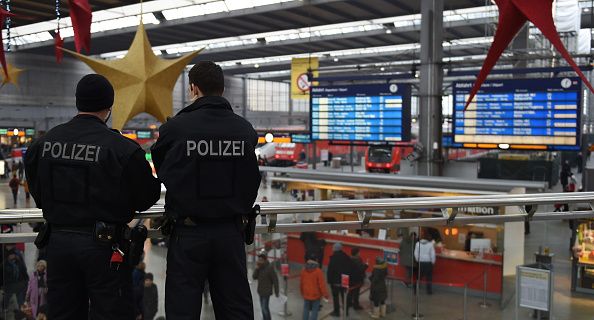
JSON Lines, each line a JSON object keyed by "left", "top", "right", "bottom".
{"left": 453, "top": 78, "right": 581, "bottom": 150}
{"left": 136, "top": 131, "right": 152, "bottom": 139}
{"left": 291, "top": 133, "right": 311, "bottom": 144}
{"left": 310, "top": 84, "right": 411, "bottom": 142}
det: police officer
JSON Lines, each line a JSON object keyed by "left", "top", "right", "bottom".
{"left": 24, "top": 74, "right": 161, "bottom": 320}
{"left": 151, "top": 61, "right": 261, "bottom": 319}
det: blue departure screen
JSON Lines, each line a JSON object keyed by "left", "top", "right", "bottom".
{"left": 310, "top": 84, "right": 411, "bottom": 142}
{"left": 453, "top": 78, "right": 581, "bottom": 150}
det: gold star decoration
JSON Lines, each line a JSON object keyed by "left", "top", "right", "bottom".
{"left": 63, "top": 22, "right": 202, "bottom": 129}
{"left": 0, "top": 63, "right": 25, "bottom": 88}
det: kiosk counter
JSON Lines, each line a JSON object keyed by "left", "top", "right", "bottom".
{"left": 287, "top": 231, "right": 503, "bottom": 294}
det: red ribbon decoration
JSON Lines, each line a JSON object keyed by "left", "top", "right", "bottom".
{"left": 465, "top": 0, "right": 594, "bottom": 110}
{"left": 0, "top": 8, "right": 16, "bottom": 79}
{"left": 54, "top": 31, "right": 65, "bottom": 63}
{"left": 68, "top": 0, "right": 92, "bottom": 53}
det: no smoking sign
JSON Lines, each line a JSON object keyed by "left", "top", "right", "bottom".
{"left": 296, "top": 73, "right": 310, "bottom": 92}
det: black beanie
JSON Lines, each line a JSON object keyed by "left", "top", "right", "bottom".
{"left": 76, "top": 74, "right": 114, "bottom": 112}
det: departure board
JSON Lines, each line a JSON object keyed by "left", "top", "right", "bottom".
{"left": 310, "top": 84, "right": 411, "bottom": 142}
{"left": 453, "top": 78, "right": 581, "bottom": 150}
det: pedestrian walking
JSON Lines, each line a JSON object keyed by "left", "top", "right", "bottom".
{"left": 560, "top": 160, "right": 571, "bottom": 191}
{"left": 300, "top": 260, "right": 329, "bottom": 320}
{"left": 25, "top": 260, "right": 48, "bottom": 317}
{"left": 9, "top": 174, "right": 20, "bottom": 206}
{"left": 21, "top": 179, "right": 30, "bottom": 200}
{"left": 399, "top": 230, "right": 416, "bottom": 287}
{"left": 253, "top": 252, "right": 280, "bottom": 320}
{"left": 327, "top": 243, "right": 354, "bottom": 317}
{"left": 143, "top": 273, "right": 158, "bottom": 320}
{"left": 369, "top": 256, "right": 388, "bottom": 318}
{"left": 414, "top": 233, "right": 436, "bottom": 294}
{"left": 348, "top": 247, "right": 367, "bottom": 310}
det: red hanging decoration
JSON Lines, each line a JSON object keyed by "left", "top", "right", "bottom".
{"left": 55, "top": 32, "right": 64, "bottom": 63}
{"left": 0, "top": 8, "right": 15, "bottom": 79}
{"left": 465, "top": 0, "right": 594, "bottom": 110}
{"left": 68, "top": 0, "right": 92, "bottom": 53}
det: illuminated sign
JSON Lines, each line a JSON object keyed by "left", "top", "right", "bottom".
{"left": 453, "top": 78, "right": 581, "bottom": 150}
{"left": 290, "top": 134, "right": 311, "bottom": 144}
{"left": 136, "top": 131, "right": 152, "bottom": 139}
{"left": 311, "top": 84, "right": 412, "bottom": 142}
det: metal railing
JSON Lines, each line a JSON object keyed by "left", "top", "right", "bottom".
{"left": 0, "top": 192, "right": 592, "bottom": 242}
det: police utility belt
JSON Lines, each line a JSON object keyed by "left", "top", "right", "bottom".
{"left": 35, "top": 221, "right": 147, "bottom": 269}
{"left": 159, "top": 205, "right": 261, "bottom": 245}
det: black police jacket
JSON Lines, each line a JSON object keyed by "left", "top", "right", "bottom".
{"left": 151, "top": 96, "right": 261, "bottom": 219}
{"left": 24, "top": 114, "right": 161, "bottom": 226}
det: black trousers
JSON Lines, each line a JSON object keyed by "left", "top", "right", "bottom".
{"left": 348, "top": 284, "right": 361, "bottom": 308}
{"left": 47, "top": 231, "right": 134, "bottom": 320}
{"left": 331, "top": 285, "right": 345, "bottom": 314}
{"left": 419, "top": 262, "right": 433, "bottom": 293}
{"left": 165, "top": 222, "right": 253, "bottom": 320}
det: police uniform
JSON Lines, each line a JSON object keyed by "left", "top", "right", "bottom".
{"left": 151, "top": 95, "right": 261, "bottom": 319}
{"left": 24, "top": 74, "right": 161, "bottom": 320}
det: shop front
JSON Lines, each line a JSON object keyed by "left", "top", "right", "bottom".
{"left": 572, "top": 219, "right": 594, "bottom": 293}
{"left": 0, "top": 128, "right": 36, "bottom": 146}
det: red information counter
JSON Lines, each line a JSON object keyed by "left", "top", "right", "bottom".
{"left": 288, "top": 232, "right": 502, "bottom": 294}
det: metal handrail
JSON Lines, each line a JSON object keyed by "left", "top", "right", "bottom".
{"left": 2, "top": 192, "right": 592, "bottom": 219}
{"left": 0, "top": 192, "right": 592, "bottom": 243}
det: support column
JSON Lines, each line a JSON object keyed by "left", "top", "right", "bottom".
{"left": 512, "top": 25, "right": 529, "bottom": 76}
{"left": 242, "top": 77, "right": 248, "bottom": 119}
{"left": 288, "top": 97, "right": 294, "bottom": 126}
{"left": 417, "top": 0, "right": 444, "bottom": 176}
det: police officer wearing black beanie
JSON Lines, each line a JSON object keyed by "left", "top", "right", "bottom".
{"left": 25, "top": 74, "right": 161, "bottom": 320}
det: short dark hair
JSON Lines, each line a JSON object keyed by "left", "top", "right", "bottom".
{"left": 188, "top": 61, "right": 225, "bottom": 96}
{"left": 145, "top": 273, "right": 154, "bottom": 281}
{"left": 351, "top": 247, "right": 360, "bottom": 256}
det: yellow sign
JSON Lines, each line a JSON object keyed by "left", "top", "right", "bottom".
{"left": 291, "top": 57, "right": 318, "bottom": 100}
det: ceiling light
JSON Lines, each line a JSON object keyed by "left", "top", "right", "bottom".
{"left": 334, "top": 58, "right": 339, "bottom": 62}
{"left": 498, "top": 144, "right": 510, "bottom": 150}
{"left": 385, "top": 29, "right": 392, "bottom": 34}
{"left": 254, "top": 64, "right": 260, "bottom": 68}
{"left": 380, "top": 67, "right": 385, "bottom": 71}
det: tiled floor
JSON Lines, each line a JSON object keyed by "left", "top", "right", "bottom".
{"left": 1, "top": 165, "right": 593, "bottom": 320}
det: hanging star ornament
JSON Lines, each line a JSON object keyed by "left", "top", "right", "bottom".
{"left": 0, "top": 62, "right": 25, "bottom": 88}
{"left": 465, "top": 0, "right": 594, "bottom": 110}
{"left": 63, "top": 22, "right": 202, "bottom": 129}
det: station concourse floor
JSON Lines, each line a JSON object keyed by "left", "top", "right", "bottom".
{"left": 1, "top": 167, "right": 593, "bottom": 319}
